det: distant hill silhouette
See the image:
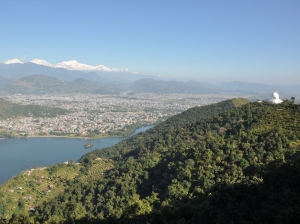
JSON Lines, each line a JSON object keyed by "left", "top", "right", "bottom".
{"left": 0, "top": 62, "right": 156, "bottom": 83}
{"left": 2, "top": 75, "right": 85, "bottom": 94}
{"left": 1, "top": 70, "right": 300, "bottom": 97}
{"left": 129, "top": 78, "right": 221, "bottom": 94}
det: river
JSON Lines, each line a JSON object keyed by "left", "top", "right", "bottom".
{"left": 0, "top": 126, "right": 153, "bottom": 185}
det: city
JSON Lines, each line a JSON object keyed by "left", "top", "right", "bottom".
{"left": 0, "top": 92, "right": 243, "bottom": 138}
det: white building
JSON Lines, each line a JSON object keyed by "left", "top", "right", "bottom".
{"left": 270, "top": 90, "right": 283, "bottom": 104}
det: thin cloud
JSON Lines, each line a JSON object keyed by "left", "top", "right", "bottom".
{"left": 21, "top": 55, "right": 27, "bottom": 61}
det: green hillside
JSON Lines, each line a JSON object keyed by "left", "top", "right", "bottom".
{"left": 84, "top": 98, "right": 249, "bottom": 159}
{"left": 1, "top": 75, "right": 118, "bottom": 95}
{"left": 2, "top": 99, "right": 300, "bottom": 223}
{"left": 0, "top": 159, "right": 114, "bottom": 221}
{"left": 0, "top": 98, "right": 69, "bottom": 119}
{"left": 71, "top": 78, "right": 117, "bottom": 94}
{"left": 1, "top": 75, "right": 99, "bottom": 94}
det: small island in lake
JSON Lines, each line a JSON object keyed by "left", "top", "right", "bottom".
{"left": 84, "top": 142, "right": 93, "bottom": 148}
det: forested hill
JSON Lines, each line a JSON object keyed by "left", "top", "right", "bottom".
{"left": 150, "top": 97, "right": 249, "bottom": 133}
{"left": 0, "top": 98, "right": 69, "bottom": 118}
{"left": 84, "top": 98, "right": 249, "bottom": 159}
{"left": 3, "top": 99, "right": 300, "bottom": 223}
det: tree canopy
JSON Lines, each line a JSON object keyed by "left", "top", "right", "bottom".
{"left": 2, "top": 98, "right": 300, "bottom": 223}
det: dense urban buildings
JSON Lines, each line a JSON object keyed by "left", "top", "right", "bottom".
{"left": 0, "top": 93, "right": 240, "bottom": 137}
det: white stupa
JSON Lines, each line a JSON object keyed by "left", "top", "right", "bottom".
{"left": 270, "top": 90, "right": 283, "bottom": 104}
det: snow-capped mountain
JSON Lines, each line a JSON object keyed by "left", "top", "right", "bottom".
{"left": 4, "top": 58, "right": 23, "bottom": 64}
{"left": 0, "top": 58, "right": 159, "bottom": 83}
{"left": 55, "top": 60, "right": 111, "bottom": 72}
{"left": 30, "top": 59, "right": 132, "bottom": 73}
{"left": 3, "top": 58, "right": 136, "bottom": 73}
{"left": 30, "top": 59, "right": 54, "bottom": 67}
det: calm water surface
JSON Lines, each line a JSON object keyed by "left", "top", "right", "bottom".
{"left": 0, "top": 126, "right": 153, "bottom": 184}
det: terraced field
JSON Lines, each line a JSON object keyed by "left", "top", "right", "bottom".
{"left": 78, "top": 158, "right": 114, "bottom": 183}
{"left": 0, "top": 158, "right": 113, "bottom": 219}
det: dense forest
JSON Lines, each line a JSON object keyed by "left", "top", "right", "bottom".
{"left": 2, "top": 98, "right": 300, "bottom": 223}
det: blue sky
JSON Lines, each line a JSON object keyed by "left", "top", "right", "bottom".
{"left": 1, "top": 0, "right": 299, "bottom": 84}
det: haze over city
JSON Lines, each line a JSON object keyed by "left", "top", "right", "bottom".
{"left": 1, "top": 0, "right": 299, "bottom": 85}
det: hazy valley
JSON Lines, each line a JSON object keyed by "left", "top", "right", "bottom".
{"left": 1, "top": 62, "right": 300, "bottom": 99}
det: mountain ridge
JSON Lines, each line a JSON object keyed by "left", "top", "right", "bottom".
{"left": 4, "top": 58, "right": 135, "bottom": 73}
{"left": 0, "top": 97, "right": 69, "bottom": 119}
{"left": 0, "top": 75, "right": 224, "bottom": 95}
{"left": 1, "top": 75, "right": 299, "bottom": 98}
{"left": 1, "top": 75, "right": 89, "bottom": 94}
{"left": 2, "top": 98, "right": 300, "bottom": 223}
{"left": 0, "top": 62, "right": 158, "bottom": 83}
{"left": 1, "top": 62, "right": 300, "bottom": 96}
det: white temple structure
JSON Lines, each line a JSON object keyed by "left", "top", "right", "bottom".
{"left": 270, "top": 90, "right": 283, "bottom": 104}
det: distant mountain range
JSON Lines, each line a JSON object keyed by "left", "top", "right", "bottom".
{"left": 1, "top": 59, "right": 157, "bottom": 83}
{"left": 1, "top": 60, "right": 300, "bottom": 97}
{"left": 0, "top": 74, "right": 300, "bottom": 97}
{"left": 0, "top": 75, "right": 221, "bottom": 95}
{"left": 4, "top": 58, "right": 133, "bottom": 72}
{"left": 0, "top": 62, "right": 104, "bottom": 82}
{"left": 0, "top": 75, "right": 116, "bottom": 95}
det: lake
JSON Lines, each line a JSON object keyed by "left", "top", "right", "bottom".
{"left": 0, "top": 126, "right": 153, "bottom": 185}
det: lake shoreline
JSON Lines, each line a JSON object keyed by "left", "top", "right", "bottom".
{"left": 0, "top": 125, "right": 154, "bottom": 185}
{"left": 1, "top": 125, "right": 155, "bottom": 140}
